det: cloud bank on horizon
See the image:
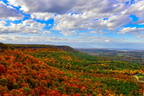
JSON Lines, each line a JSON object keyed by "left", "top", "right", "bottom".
{"left": 0, "top": 0, "right": 144, "bottom": 49}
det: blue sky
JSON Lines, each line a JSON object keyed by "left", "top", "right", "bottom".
{"left": 0, "top": 0, "right": 144, "bottom": 49}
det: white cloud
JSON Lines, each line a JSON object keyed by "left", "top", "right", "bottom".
{"left": 105, "top": 39, "right": 110, "bottom": 42}
{"left": 0, "top": 19, "right": 47, "bottom": 34}
{"left": 123, "top": 0, "right": 144, "bottom": 17}
{"left": 60, "top": 30, "right": 78, "bottom": 36}
{"left": 6, "top": 0, "right": 144, "bottom": 27}
{"left": 8, "top": 0, "right": 76, "bottom": 14}
{"left": 74, "top": 0, "right": 127, "bottom": 14}
{"left": 22, "top": 19, "right": 46, "bottom": 28}
{"left": 7, "top": 0, "right": 128, "bottom": 15}
{"left": 0, "top": 35, "right": 69, "bottom": 43}
{"left": 0, "top": 35, "right": 113, "bottom": 44}
{"left": 53, "top": 14, "right": 87, "bottom": 32}
{"left": 137, "top": 35, "right": 144, "bottom": 38}
{"left": 77, "top": 36, "right": 113, "bottom": 43}
{"left": 90, "top": 30, "right": 107, "bottom": 34}
{"left": 42, "top": 31, "right": 52, "bottom": 35}
{"left": 119, "top": 27, "right": 144, "bottom": 34}
{"left": 89, "top": 14, "right": 131, "bottom": 30}
{"left": 0, "top": 21, "right": 6, "bottom": 26}
{"left": 6, "top": 0, "right": 135, "bottom": 35}
{"left": 53, "top": 13, "right": 131, "bottom": 35}
{"left": 31, "top": 13, "right": 55, "bottom": 20}
{"left": 0, "top": 1, "right": 22, "bottom": 20}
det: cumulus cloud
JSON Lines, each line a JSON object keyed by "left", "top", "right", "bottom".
{"left": 42, "top": 31, "right": 52, "bottom": 35}
{"left": 8, "top": 0, "right": 76, "bottom": 14}
{"left": 6, "top": 0, "right": 136, "bottom": 35}
{"left": 0, "top": 21, "right": 6, "bottom": 26}
{"left": 0, "top": 1, "right": 22, "bottom": 20}
{"left": 119, "top": 27, "right": 144, "bottom": 34}
{"left": 60, "top": 30, "right": 78, "bottom": 36}
{"left": 0, "top": 20, "right": 47, "bottom": 34}
{"left": 7, "top": 0, "right": 129, "bottom": 15}
{"left": 123, "top": 0, "right": 144, "bottom": 17}
{"left": 89, "top": 14, "right": 131, "bottom": 30}
{"left": 22, "top": 19, "right": 46, "bottom": 28}
{"left": 53, "top": 13, "right": 131, "bottom": 35}
{"left": 73, "top": 0, "right": 128, "bottom": 15}
{"left": 31, "top": 13, "right": 55, "bottom": 20}
{"left": 90, "top": 30, "right": 107, "bottom": 34}
{"left": 0, "top": 35, "right": 113, "bottom": 44}
{"left": 75, "top": 36, "right": 114, "bottom": 44}
{"left": 53, "top": 13, "right": 89, "bottom": 32}
{"left": 0, "top": 35, "right": 70, "bottom": 44}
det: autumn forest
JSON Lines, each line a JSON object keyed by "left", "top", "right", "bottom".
{"left": 0, "top": 43, "right": 144, "bottom": 96}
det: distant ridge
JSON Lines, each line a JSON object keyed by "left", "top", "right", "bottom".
{"left": 0, "top": 42, "right": 10, "bottom": 50}
{"left": 1, "top": 43, "right": 79, "bottom": 53}
{"left": 54, "top": 45, "right": 79, "bottom": 52}
{"left": 8, "top": 44, "right": 55, "bottom": 48}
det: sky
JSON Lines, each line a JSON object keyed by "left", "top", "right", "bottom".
{"left": 0, "top": 0, "right": 144, "bottom": 49}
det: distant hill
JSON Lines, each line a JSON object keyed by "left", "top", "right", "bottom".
{"left": 55, "top": 45, "right": 79, "bottom": 52}
{"left": 0, "top": 42, "right": 10, "bottom": 50}
{"left": 7, "top": 44, "right": 79, "bottom": 53}
{"left": 8, "top": 44, "right": 55, "bottom": 49}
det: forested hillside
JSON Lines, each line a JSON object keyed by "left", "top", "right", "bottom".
{"left": 0, "top": 43, "right": 144, "bottom": 96}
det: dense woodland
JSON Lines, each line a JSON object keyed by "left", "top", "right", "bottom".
{"left": 0, "top": 43, "right": 144, "bottom": 96}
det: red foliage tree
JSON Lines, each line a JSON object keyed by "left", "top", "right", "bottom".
{"left": 0, "top": 64, "right": 6, "bottom": 74}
